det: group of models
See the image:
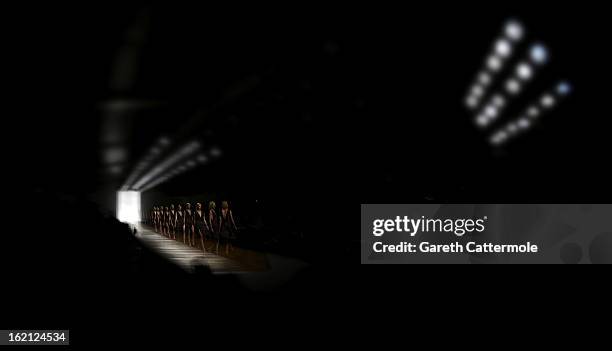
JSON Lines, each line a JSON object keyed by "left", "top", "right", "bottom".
{"left": 149, "top": 201, "right": 238, "bottom": 255}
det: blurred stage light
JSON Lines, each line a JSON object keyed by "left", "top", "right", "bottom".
{"left": 487, "top": 55, "right": 503, "bottom": 71}
{"left": 466, "top": 96, "right": 478, "bottom": 108}
{"left": 121, "top": 134, "right": 174, "bottom": 191}
{"left": 464, "top": 20, "right": 572, "bottom": 146}
{"left": 492, "top": 94, "right": 505, "bottom": 107}
{"left": 472, "top": 38, "right": 550, "bottom": 128}
{"left": 505, "top": 20, "right": 524, "bottom": 41}
{"left": 495, "top": 39, "right": 512, "bottom": 57}
{"left": 472, "top": 85, "right": 484, "bottom": 97}
{"left": 158, "top": 136, "right": 171, "bottom": 146}
{"left": 505, "top": 79, "right": 521, "bottom": 94}
{"left": 132, "top": 140, "right": 201, "bottom": 190}
{"left": 487, "top": 81, "right": 572, "bottom": 146}
{"left": 541, "top": 94, "right": 555, "bottom": 108}
{"left": 117, "top": 191, "right": 141, "bottom": 224}
{"left": 557, "top": 81, "right": 572, "bottom": 95}
{"left": 516, "top": 62, "right": 533, "bottom": 80}
{"left": 485, "top": 105, "right": 498, "bottom": 118}
{"left": 196, "top": 154, "right": 208, "bottom": 163}
{"left": 210, "top": 147, "right": 222, "bottom": 158}
{"left": 527, "top": 106, "right": 540, "bottom": 118}
{"left": 517, "top": 117, "right": 530, "bottom": 129}
{"left": 476, "top": 114, "right": 488, "bottom": 127}
{"left": 530, "top": 44, "right": 549, "bottom": 64}
{"left": 478, "top": 72, "right": 492, "bottom": 85}
{"left": 464, "top": 19, "right": 525, "bottom": 112}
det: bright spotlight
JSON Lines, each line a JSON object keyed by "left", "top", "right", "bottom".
{"left": 466, "top": 96, "right": 478, "bottom": 108}
{"left": 527, "top": 106, "right": 540, "bottom": 118}
{"left": 506, "top": 122, "right": 519, "bottom": 134}
{"left": 541, "top": 94, "right": 556, "bottom": 108}
{"left": 516, "top": 62, "right": 533, "bottom": 80}
{"left": 506, "top": 79, "right": 521, "bottom": 94}
{"left": 487, "top": 55, "right": 502, "bottom": 71}
{"left": 472, "top": 85, "right": 484, "bottom": 97}
{"left": 479, "top": 72, "right": 491, "bottom": 85}
{"left": 492, "top": 94, "right": 505, "bottom": 107}
{"left": 490, "top": 130, "right": 508, "bottom": 145}
{"left": 505, "top": 20, "right": 524, "bottom": 41}
{"left": 476, "top": 115, "right": 488, "bottom": 127}
{"left": 495, "top": 39, "right": 512, "bottom": 57}
{"left": 557, "top": 81, "right": 572, "bottom": 95}
{"left": 117, "top": 191, "right": 141, "bottom": 224}
{"left": 485, "top": 105, "right": 498, "bottom": 118}
{"left": 517, "top": 118, "right": 530, "bottom": 129}
{"left": 530, "top": 44, "right": 549, "bottom": 64}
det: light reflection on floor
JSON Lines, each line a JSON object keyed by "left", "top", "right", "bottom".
{"left": 134, "top": 225, "right": 247, "bottom": 273}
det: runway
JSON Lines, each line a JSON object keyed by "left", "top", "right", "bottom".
{"left": 134, "top": 225, "right": 247, "bottom": 273}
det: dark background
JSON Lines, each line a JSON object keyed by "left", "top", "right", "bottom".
{"left": 3, "top": 2, "right": 610, "bottom": 344}
{"left": 13, "top": 3, "right": 611, "bottom": 201}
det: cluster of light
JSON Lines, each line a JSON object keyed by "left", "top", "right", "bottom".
{"left": 132, "top": 140, "right": 201, "bottom": 190}
{"left": 121, "top": 136, "right": 173, "bottom": 191}
{"left": 464, "top": 19, "right": 572, "bottom": 147}
{"left": 138, "top": 147, "right": 222, "bottom": 192}
{"left": 464, "top": 20, "right": 525, "bottom": 110}
{"left": 475, "top": 43, "right": 549, "bottom": 128}
{"left": 489, "top": 81, "right": 571, "bottom": 146}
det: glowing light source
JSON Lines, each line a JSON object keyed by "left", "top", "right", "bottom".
{"left": 495, "top": 39, "right": 512, "bottom": 57}
{"left": 196, "top": 154, "right": 208, "bottom": 163}
{"left": 478, "top": 72, "right": 491, "bottom": 85}
{"left": 557, "top": 81, "right": 572, "bottom": 95}
{"left": 159, "top": 137, "right": 171, "bottom": 146}
{"left": 485, "top": 105, "right": 498, "bottom": 118}
{"left": 541, "top": 94, "right": 555, "bottom": 108}
{"left": 517, "top": 118, "right": 530, "bottom": 129}
{"left": 476, "top": 115, "right": 488, "bottom": 127}
{"left": 117, "top": 191, "right": 141, "bottom": 224}
{"left": 466, "top": 96, "right": 478, "bottom": 108}
{"left": 527, "top": 106, "right": 540, "bottom": 118}
{"left": 516, "top": 62, "right": 533, "bottom": 80}
{"left": 487, "top": 55, "right": 502, "bottom": 71}
{"left": 505, "top": 79, "right": 521, "bottom": 94}
{"left": 492, "top": 95, "right": 505, "bottom": 108}
{"left": 530, "top": 44, "right": 549, "bottom": 64}
{"left": 487, "top": 82, "right": 572, "bottom": 146}
{"left": 505, "top": 20, "right": 524, "bottom": 41}
{"left": 210, "top": 147, "right": 222, "bottom": 158}
{"left": 464, "top": 19, "right": 525, "bottom": 111}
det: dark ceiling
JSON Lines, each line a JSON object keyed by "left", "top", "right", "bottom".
{"left": 12, "top": 3, "right": 612, "bottom": 211}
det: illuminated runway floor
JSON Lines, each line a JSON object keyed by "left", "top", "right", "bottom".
{"left": 134, "top": 226, "right": 248, "bottom": 273}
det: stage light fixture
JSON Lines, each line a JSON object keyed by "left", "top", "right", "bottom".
{"left": 505, "top": 20, "right": 524, "bottom": 41}
{"left": 557, "top": 81, "right": 571, "bottom": 95}
{"left": 464, "top": 19, "right": 526, "bottom": 112}
{"left": 516, "top": 62, "right": 533, "bottom": 80}
{"left": 495, "top": 39, "right": 512, "bottom": 57}
{"left": 505, "top": 79, "right": 521, "bottom": 94}
{"left": 487, "top": 55, "right": 502, "bottom": 71}
{"left": 530, "top": 44, "right": 549, "bottom": 64}
{"left": 479, "top": 72, "right": 492, "bottom": 85}
{"left": 487, "top": 81, "right": 571, "bottom": 146}
{"left": 541, "top": 94, "right": 555, "bottom": 108}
